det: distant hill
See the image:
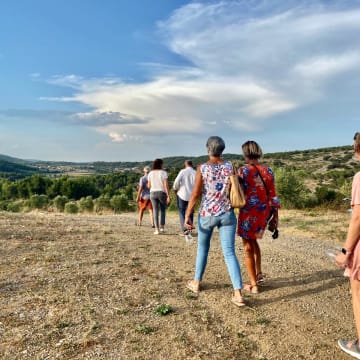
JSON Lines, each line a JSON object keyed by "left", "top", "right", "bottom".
{"left": 0, "top": 145, "right": 358, "bottom": 179}
{"left": 0, "top": 160, "right": 44, "bottom": 180}
{"left": 0, "top": 154, "right": 30, "bottom": 164}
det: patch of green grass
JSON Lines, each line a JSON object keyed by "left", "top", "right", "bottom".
{"left": 83, "top": 306, "right": 95, "bottom": 315}
{"left": 134, "top": 324, "right": 154, "bottom": 334}
{"left": 255, "top": 317, "right": 271, "bottom": 326}
{"left": 56, "top": 321, "right": 71, "bottom": 329}
{"left": 185, "top": 291, "right": 198, "bottom": 300}
{"left": 153, "top": 304, "right": 173, "bottom": 316}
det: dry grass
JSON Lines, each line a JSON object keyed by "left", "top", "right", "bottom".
{"left": 0, "top": 209, "right": 354, "bottom": 359}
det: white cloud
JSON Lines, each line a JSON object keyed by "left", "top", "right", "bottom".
{"left": 293, "top": 52, "right": 360, "bottom": 79}
{"left": 42, "top": 0, "right": 360, "bottom": 144}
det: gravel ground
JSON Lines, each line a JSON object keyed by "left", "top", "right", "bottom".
{"left": 0, "top": 210, "right": 355, "bottom": 359}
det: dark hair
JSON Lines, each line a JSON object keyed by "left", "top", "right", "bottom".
{"left": 354, "top": 132, "right": 360, "bottom": 153}
{"left": 206, "top": 136, "right": 225, "bottom": 156}
{"left": 242, "top": 140, "right": 263, "bottom": 160}
{"left": 185, "top": 160, "right": 193, "bottom": 167}
{"left": 153, "top": 158, "right": 163, "bottom": 170}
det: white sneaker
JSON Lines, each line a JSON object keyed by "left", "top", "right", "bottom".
{"left": 154, "top": 230, "right": 159, "bottom": 235}
{"left": 160, "top": 228, "right": 164, "bottom": 233}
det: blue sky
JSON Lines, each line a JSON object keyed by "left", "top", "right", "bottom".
{"left": 1, "top": 0, "right": 360, "bottom": 162}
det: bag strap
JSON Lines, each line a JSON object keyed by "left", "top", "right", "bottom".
{"left": 251, "top": 164, "right": 269, "bottom": 197}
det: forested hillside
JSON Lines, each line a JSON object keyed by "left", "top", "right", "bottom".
{"left": 0, "top": 145, "right": 358, "bottom": 213}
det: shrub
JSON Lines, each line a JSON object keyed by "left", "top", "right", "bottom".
{"left": 110, "top": 194, "right": 129, "bottom": 212}
{"left": 275, "top": 168, "right": 307, "bottom": 209}
{"left": 53, "top": 195, "right": 68, "bottom": 212}
{"left": 64, "top": 201, "right": 79, "bottom": 214}
{"left": 6, "top": 201, "right": 22, "bottom": 212}
{"left": 94, "top": 195, "right": 111, "bottom": 212}
{"left": 79, "top": 196, "right": 94, "bottom": 212}
{"left": 29, "top": 194, "right": 49, "bottom": 209}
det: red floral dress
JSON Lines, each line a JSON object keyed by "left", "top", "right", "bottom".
{"left": 237, "top": 163, "right": 280, "bottom": 240}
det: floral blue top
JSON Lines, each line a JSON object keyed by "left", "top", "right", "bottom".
{"left": 199, "top": 161, "right": 232, "bottom": 217}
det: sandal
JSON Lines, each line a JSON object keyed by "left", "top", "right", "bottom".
{"left": 256, "top": 273, "right": 266, "bottom": 284}
{"left": 338, "top": 339, "right": 360, "bottom": 359}
{"left": 231, "top": 295, "right": 245, "bottom": 307}
{"left": 243, "top": 284, "right": 259, "bottom": 294}
{"left": 186, "top": 280, "right": 200, "bottom": 294}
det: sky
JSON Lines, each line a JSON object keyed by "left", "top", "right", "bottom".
{"left": 0, "top": 0, "right": 360, "bottom": 162}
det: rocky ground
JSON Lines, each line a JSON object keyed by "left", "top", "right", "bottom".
{"left": 0, "top": 209, "right": 355, "bottom": 359}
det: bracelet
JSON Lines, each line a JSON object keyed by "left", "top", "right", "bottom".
{"left": 342, "top": 248, "right": 352, "bottom": 255}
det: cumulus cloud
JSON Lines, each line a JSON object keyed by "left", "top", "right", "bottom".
{"left": 42, "top": 0, "right": 360, "bottom": 143}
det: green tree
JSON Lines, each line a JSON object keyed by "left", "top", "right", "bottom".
{"left": 275, "top": 168, "right": 307, "bottom": 209}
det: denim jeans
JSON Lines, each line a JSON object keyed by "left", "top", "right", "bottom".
{"left": 150, "top": 191, "right": 167, "bottom": 229}
{"left": 194, "top": 210, "right": 243, "bottom": 290}
{"left": 177, "top": 195, "right": 193, "bottom": 232}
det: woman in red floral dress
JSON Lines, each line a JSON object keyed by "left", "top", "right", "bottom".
{"left": 237, "top": 141, "right": 280, "bottom": 293}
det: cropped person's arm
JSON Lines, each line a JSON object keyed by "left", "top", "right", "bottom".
{"left": 344, "top": 204, "right": 360, "bottom": 252}
{"left": 184, "top": 166, "right": 203, "bottom": 228}
{"left": 173, "top": 172, "right": 182, "bottom": 191}
{"left": 136, "top": 185, "right": 143, "bottom": 202}
{"left": 336, "top": 204, "right": 360, "bottom": 267}
{"left": 163, "top": 178, "right": 171, "bottom": 203}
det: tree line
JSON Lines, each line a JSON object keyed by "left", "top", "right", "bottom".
{"left": 0, "top": 163, "right": 355, "bottom": 214}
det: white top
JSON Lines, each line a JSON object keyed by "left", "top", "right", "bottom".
{"left": 173, "top": 167, "right": 196, "bottom": 201}
{"left": 148, "top": 169, "right": 168, "bottom": 193}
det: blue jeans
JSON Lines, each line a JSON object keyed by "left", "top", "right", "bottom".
{"left": 150, "top": 191, "right": 167, "bottom": 229}
{"left": 177, "top": 195, "right": 193, "bottom": 232}
{"left": 194, "top": 210, "right": 243, "bottom": 290}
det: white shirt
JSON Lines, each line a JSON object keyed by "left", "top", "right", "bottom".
{"left": 148, "top": 169, "right": 168, "bottom": 193}
{"left": 173, "top": 167, "right": 196, "bottom": 201}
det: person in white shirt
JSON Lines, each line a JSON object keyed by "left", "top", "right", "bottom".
{"left": 173, "top": 160, "right": 196, "bottom": 234}
{"left": 147, "top": 158, "right": 171, "bottom": 235}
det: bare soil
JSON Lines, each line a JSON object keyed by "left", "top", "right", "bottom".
{"left": 0, "top": 209, "right": 355, "bottom": 359}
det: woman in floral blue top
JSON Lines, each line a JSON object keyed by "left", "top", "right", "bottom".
{"left": 184, "top": 136, "right": 245, "bottom": 307}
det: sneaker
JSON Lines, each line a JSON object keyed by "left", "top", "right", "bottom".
{"left": 160, "top": 228, "right": 164, "bottom": 233}
{"left": 338, "top": 339, "right": 360, "bottom": 359}
{"left": 154, "top": 230, "right": 159, "bottom": 235}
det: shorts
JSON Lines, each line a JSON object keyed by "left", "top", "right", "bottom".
{"left": 139, "top": 198, "right": 153, "bottom": 211}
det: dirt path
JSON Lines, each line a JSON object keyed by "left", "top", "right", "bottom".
{"left": 0, "top": 211, "right": 354, "bottom": 359}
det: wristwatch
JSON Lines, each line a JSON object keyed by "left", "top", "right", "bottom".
{"left": 342, "top": 248, "right": 352, "bottom": 255}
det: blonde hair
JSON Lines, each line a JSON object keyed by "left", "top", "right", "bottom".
{"left": 242, "top": 140, "right": 263, "bottom": 160}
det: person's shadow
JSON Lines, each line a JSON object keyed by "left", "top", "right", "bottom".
{"left": 251, "top": 269, "right": 347, "bottom": 306}
{"left": 200, "top": 269, "right": 347, "bottom": 306}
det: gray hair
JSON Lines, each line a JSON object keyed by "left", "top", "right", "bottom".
{"left": 206, "top": 136, "right": 225, "bottom": 157}
{"left": 143, "top": 166, "right": 151, "bottom": 173}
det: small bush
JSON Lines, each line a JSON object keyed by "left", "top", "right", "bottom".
{"left": 6, "top": 201, "right": 22, "bottom": 212}
{"left": 64, "top": 201, "right": 79, "bottom": 214}
{"left": 29, "top": 194, "right": 48, "bottom": 209}
{"left": 79, "top": 196, "right": 94, "bottom": 212}
{"left": 53, "top": 195, "right": 68, "bottom": 212}
{"left": 110, "top": 194, "right": 129, "bottom": 212}
{"left": 94, "top": 195, "right": 111, "bottom": 212}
